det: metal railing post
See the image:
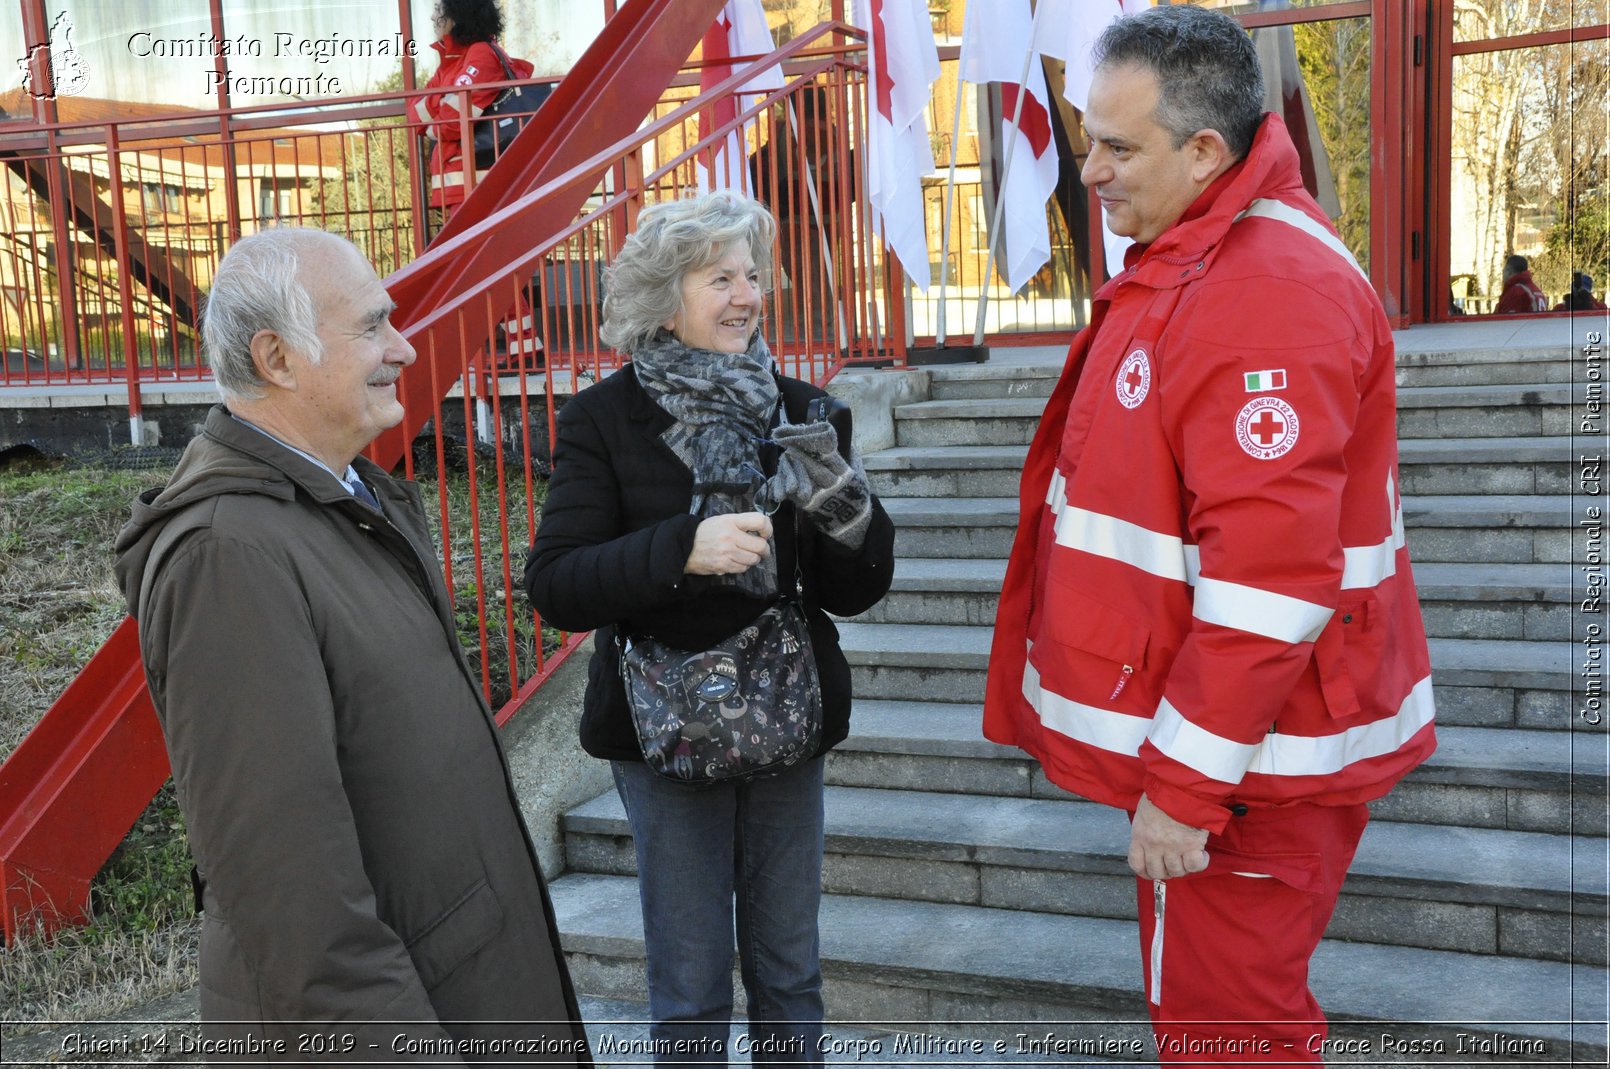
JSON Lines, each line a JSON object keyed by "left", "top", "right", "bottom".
{"left": 105, "top": 125, "right": 145, "bottom": 445}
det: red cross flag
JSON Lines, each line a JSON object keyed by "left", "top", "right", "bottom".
{"left": 959, "top": 0, "right": 1060, "bottom": 295}
{"left": 858, "top": 0, "right": 940, "bottom": 282}
{"left": 697, "top": 0, "right": 783, "bottom": 193}
{"left": 1036, "top": 0, "right": 1153, "bottom": 278}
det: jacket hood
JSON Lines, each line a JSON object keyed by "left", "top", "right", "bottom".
{"left": 113, "top": 405, "right": 373, "bottom": 617}
{"left": 1115, "top": 112, "right": 1311, "bottom": 292}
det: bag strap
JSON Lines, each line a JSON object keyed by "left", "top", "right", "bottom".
{"left": 486, "top": 41, "right": 517, "bottom": 83}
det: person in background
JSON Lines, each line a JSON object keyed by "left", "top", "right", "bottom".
{"left": 1555, "top": 271, "right": 1607, "bottom": 312}
{"left": 1494, "top": 253, "right": 1548, "bottom": 314}
{"left": 115, "top": 228, "right": 590, "bottom": 1064}
{"left": 417, "top": 0, "right": 532, "bottom": 215}
{"left": 983, "top": 6, "right": 1434, "bottom": 1062}
{"left": 416, "top": 0, "right": 541, "bottom": 366}
{"left": 525, "top": 191, "right": 894, "bottom": 1068}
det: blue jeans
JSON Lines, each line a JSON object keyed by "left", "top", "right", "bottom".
{"left": 611, "top": 758, "right": 826, "bottom": 1068}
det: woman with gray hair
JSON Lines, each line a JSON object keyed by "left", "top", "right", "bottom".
{"left": 525, "top": 190, "right": 893, "bottom": 1066}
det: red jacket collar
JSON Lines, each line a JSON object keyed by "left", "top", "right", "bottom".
{"left": 431, "top": 35, "right": 471, "bottom": 60}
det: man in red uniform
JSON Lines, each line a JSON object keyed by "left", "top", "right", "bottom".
{"left": 1494, "top": 254, "right": 1549, "bottom": 314}
{"left": 983, "top": 6, "right": 1435, "bottom": 1062}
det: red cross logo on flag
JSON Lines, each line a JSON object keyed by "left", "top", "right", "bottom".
{"left": 1115, "top": 348, "right": 1151, "bottom": 409}
{"left": 1235, "top": 397, "right": 1301, "bottom": 460}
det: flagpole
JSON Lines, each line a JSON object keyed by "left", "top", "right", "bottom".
{"left": 972, "top": 0, "right": 1047, "bottom": 346}
{"left": 936, "top": 40, "right": 968, "bottom": 347}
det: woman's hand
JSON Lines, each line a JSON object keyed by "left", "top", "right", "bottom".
{"left": 685, "top": 513, "right": 773, "bottom": 575}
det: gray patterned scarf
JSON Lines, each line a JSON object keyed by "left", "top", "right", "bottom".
{"left": 631, "top": 329, "right": 781, "bottom": 598}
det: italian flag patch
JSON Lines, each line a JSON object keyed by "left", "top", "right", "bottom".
{"left": 1244, "top": 368, "right": 1287, "bottom": 392}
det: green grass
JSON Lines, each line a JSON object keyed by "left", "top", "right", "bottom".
{"left": 0, "top": 459, "right": 201, "bottom": 1029}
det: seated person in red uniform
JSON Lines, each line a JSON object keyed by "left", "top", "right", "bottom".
{"left": 1493, "top": 254, "right": 1548, "bottom": 314}
{"left": 1555, "top": 271, "right": 1607, "bottom": 312}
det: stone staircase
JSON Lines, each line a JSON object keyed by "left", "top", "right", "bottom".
{"left": 547, "top": 341, "right": 1606, "bottom": 1061}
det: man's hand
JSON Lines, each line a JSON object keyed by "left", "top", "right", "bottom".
{"left": 685, "top": 512, "right": 773, "bottom": 575}
{"left": 1128, "top": 795, "right": 1210, "bottom": 880}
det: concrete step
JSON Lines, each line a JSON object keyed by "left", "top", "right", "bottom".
{"left": 838, "top": 621, "right": 1575, "bottom": 730}
{"left": 863, "top": 446, "right": 1030, "bottom": 499}
{"left": 563, "top": 783, "right": 1607, "bottom": 965}
{"left": 550, "top": 873, "right": 1606, "bottom": 1061}
{"left": 1397, "top": 436, "right": 1573, "bottom": 495}
{"left": 852, "top": 558, "right": 1007, "bottom": 626}
{"left": 926, "top": 363, "right": 1062, "bottom": 401}
{"left": 887, "top": 384, "right": 1577, "bottom": 449}
{"left": 857, "top": 559, "right": 1572, "bottom": 641}
{"left": 1404, "top": 494, "right": 1574, "bottom": 563}
{"left": 825, "top": 701, "right": 1608, "bottom": 838}
{"left": 865, "top": 437, "right": 1573, "bottom": 500}
{"left": 1426, "top": 637, "right": 1581, "bottom": 731}
{"left": 1395, "top": 382, "right": 1579, "bottom": 438}
{"left": 881, "top": 494, "right": 1575, "bottom": 564}
{"left": 1412, "top": 562, "right": 1573, "bottom": 641}
{"left": 892, "top": 398, "right": 1044, "bottom": 448}
{"left": 881, "top": 498, "right": 1020, "bottom": 559}
{"left": 1393, "top": 344, "right": 1573, "bottom": 388}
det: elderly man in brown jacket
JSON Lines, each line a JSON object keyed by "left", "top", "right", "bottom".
{"left": 115, "top": 228, "right": 591, "bottom": 1064}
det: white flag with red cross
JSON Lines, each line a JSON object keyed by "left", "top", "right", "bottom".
{"left": 959, "top": 0, "right": 1060, "bottom": 295}
{"left": 1036, "top": 0, "right": 1153, "bottom": 278}
{"left": 697, "top": 0, "right": 783, "bottom": 193}
{"left": 858, "top": 0, "right": 940, "bottom": 281}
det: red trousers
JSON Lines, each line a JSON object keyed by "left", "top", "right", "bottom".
{"left": 1135, "top": 802, "right": 1369, "bottom": 1066}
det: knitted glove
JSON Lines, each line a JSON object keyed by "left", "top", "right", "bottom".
{"left": 769, "top": 420, "right": 873, "bottom": 551}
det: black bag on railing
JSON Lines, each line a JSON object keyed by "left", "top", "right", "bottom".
{"left": 472, "top": 43, "right": 550, "bottom": 168}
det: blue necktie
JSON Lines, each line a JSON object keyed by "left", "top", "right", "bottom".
{"left": 348, "top": 478, "right": 382, "bottom": 513}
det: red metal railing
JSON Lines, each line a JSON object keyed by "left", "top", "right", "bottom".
{"left": 0, "top": 74, "right": 559, "bottom": 391}
{"left": 0, "top": 11, "right": 887, "bottom": 941}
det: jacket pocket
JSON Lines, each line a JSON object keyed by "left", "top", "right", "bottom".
{"left": 1031, "top": 583, "right": 1151, "bottom": 706}
{"left": 1312, "top": 586, "right": 1408, "bottom": 722}
{"left": 404, "top": 878, "right": 504, "bottom": 991}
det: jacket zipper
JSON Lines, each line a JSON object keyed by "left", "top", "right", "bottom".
{"left": 1109, "top": 664, "right": 1134, "bottom": 701}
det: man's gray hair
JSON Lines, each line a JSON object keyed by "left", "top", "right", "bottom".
{"left": 202, "top": 227, "right": 336, "bottom": 399}
{"left": 599, "top": 190, "right": 776, "bottom": 356}
{"left": 1094, "top": 4, "right": 1265, "bottom": 160}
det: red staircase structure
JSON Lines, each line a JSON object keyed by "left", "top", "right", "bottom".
{"left": 0, "top": 0, "right": 730, "bottom": 943}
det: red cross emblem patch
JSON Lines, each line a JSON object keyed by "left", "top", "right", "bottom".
{"left": 1115, "top": 348, "right": 1151, "bottom": 409}
{"left": 1236, "top": 397, "right": 1300, "bottom": 459}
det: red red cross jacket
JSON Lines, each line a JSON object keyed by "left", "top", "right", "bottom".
{"left": 415, "top": 36, "right": 533, "bottom": 208}
{"left": 1494, "top": 270, "right": 1548, "bottom": 315}
{"left": 983, "top": 115, "right": 1436, "bottom": 835}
